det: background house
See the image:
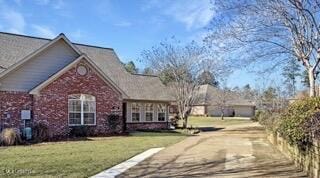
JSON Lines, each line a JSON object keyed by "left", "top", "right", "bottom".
{"left": 191, "top": 84, "right": 256, "bottom": 117}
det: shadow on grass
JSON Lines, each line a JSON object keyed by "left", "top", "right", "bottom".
{"left": 197, "top": 127, "right": 224, "bottom": 132}
{"left": 131, "top": 126, "right": 225, "bottom": 137}
{"left": 130, "top": 130, "right": 193, "bottom": 137}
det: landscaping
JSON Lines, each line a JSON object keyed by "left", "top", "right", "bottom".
{"left": 0, "top": 132, "right": 186, "bottom": 177}
{"left": 256, "top": 97, "right": 320, "bottom": 149}
{"left": 256, "top": 97, "right": 320, "bottom": 177}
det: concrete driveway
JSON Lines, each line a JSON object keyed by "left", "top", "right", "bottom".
{"left": 119, "top": 122, "right": 307, "bottom": 178}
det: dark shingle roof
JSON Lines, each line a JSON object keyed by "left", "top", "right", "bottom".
{"left": 0, "top": 32, "right": 173, "bottom": 101}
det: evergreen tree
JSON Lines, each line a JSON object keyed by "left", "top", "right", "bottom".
{"left": 197, "top": 70, "right": 219, "bottom": 87}
{"left": 242, "top": 84, "right": 255, "bottom": 100}
{"left": 282, "top": 58, "right": 301, "bottom": 97}
{"left": 124, "top": 61, "right": 138, "bottom": 74}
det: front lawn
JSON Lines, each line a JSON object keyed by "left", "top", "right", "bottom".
{"left": 180, "top": 116, "right": 253, "bottom": 128}
{"left": 0, "top": 132, "right": 186, "bottom": 177}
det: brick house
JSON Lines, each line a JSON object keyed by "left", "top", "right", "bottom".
{"left": 0, "top": 32, "right": 173, "bottom": 138}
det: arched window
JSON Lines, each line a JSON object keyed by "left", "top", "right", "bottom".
{"left": 68, "top": 94, "right": 96, "bottom": 126}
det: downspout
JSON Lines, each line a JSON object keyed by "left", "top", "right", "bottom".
{"left": 122, "top": 102, "right": 127, "bottom": 133}
{"left": 0, "top": 83, "right": 2, "bottom": 131}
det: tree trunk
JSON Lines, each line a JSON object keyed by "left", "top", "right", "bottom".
{"left": 182, "top": 116, "right": 188, "bottom": 129}
{"left": 308, "top": 68, "right": 316, "bottom": 97}
{"left": 221, "top": 111, "right": 224, "bottom": 120}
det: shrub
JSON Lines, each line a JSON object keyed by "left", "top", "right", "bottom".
{"left": 278, "top": 97, "right": 320, "bottom": 149}
{"left": 0, "top": 128, "right": 21, "bottom": 146}
{"left": 252, "top": 110, "right": 263, "bottom": 122}
{"left": 305, "top": 111, "right": 320, "bottom": 140}
{"left": 32, "top": 121, "right": 50, "bottom": 142}
{"left": 255, "top": 110, "right": 280, "bottom": 132}
{"left": 177, "top": 127, "right": 200, "bottom": 135}
{"left": 69, "top": 126, "right": 94, "bottom": 137}
{"left": 107, "top": 114, "right": 121, "bottom": 133}
{"left": 170, "top": 114, "right": 180, "bottom": 128}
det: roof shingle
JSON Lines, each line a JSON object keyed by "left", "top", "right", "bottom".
{"left": 0, "top": 32, "right": 173, "bottom": 101}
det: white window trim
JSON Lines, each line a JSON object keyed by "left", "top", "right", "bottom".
{"left": 157, "top": 104, "right": 166, "bottom": 122}
{"left": 131, "top": 103, "right": 141, "bottom": 122}
{"left": 68, "top": 94, "right": 96, "bottom": 126}
{"left": 145, "top": 103, "right": 154, "bottom": 122}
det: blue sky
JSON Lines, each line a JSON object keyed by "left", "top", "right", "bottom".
{"left": 0, "top": 0, "right": 270, "bottom": 88}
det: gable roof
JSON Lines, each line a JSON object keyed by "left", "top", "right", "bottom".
{"left": 195, "top": 84, "right": 255, "bottom": 106}
{"left": 29, "top": 54, "right": 127, "bottom": 97}
{"left": 0, "top": 32, "right": 173, "bottom": 101}
{"left": 0, "top": 33, "right": 82, "bottom": 79}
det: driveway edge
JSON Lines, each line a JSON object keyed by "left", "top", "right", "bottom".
{"left": 91, "top": 147, "right": 164, "bottom": 178}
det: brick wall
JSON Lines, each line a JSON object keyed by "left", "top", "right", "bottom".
{"left": 33, "top": 60, "right": 123, "bottom": 138}
{"left": 0, "top": 91, "right": 33, "bottom": 130}
{"left": 126, "top": 122, "right": 169, "bottom": 131}
{"left": 0, "top": 59, "right": 172, "bottom": 138}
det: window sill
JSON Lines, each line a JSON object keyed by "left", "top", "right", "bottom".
{"left": 69, "top": 124, "right": 97, "bottom": 127}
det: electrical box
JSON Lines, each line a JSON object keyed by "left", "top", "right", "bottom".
{"left": 21, "top": 110, "right": 31, "bottom": 120}
{"left": 24, "top": 127, "right": 32, "bottom": 140}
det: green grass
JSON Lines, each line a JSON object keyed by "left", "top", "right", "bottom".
{"left": 0, "top": 132, "right": 186, "bottom": 178}
{"left": 180, "top": 116, "right": 253, "bottom": 128}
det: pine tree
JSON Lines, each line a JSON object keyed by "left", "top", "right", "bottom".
{"left": 282, "top": 58, "right": 301, "bottom": 97}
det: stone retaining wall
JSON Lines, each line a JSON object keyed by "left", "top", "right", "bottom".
{"left": 267, "top": 131, "right": 320, "bottom": 178}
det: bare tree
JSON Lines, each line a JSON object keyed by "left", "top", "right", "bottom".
{"left": 206, "top": 0, "right": 320, "bottom": 97}
{"left": 214, "top": 86, "right": 233, "bottom": 120}
{"left": 141, "top": 38, "right": 222, "bottom": 128}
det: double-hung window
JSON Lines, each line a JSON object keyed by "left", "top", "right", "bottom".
{"left": 145, "top": 103, "right": 154, "bottom": 121}
{"left": 157, "top": 104, "right": 166, "bottom": 121}
{"left": 68, "top": 94, "right": 96, "bottom": 126}
{"left": 131, "top": 103, "right": 141, "bottom": 122}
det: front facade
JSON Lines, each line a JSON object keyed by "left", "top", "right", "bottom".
{"left": 0, "top": 32, "right": 172, "bottom": 138}
{"left": 125, "top": 101, "right": 169, "bottom": 131}
{"left": 0, "top": 59, "right": 124, "bottom": 138}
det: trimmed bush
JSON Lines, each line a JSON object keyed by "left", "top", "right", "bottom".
{"left": 0, "top": 128, "right": 21, "bottom": 146}
{"left": 32, "top": 121, "right": 50, "bottom": 142}
{"left": 278, "top": 97, "right": 320, "bottom": 149}
{"left": 69, "top": 126, "right": 95, "bottom": 137}
{"left": 107, "top": 114, "right": 121, "bottom": 133}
